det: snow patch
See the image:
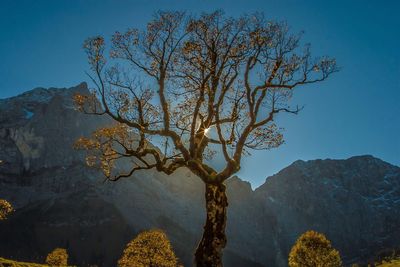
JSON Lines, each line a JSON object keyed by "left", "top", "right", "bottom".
{"left": 23, "top": 108, "right": 34, "bottom": 119}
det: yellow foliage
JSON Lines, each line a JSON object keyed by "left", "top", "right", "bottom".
{"left": 118, "top": 229, "right": 179, "bottom": 267}
{"left": 288, "top": 230, "right": 342, "bottom": 267}
{"left": 0, "top": 199, "right": 14, "bottom": 220}
{"left": 74, "top": 124, "right": 134, "bottom": 178}
{"left": 45, "top": 248, "right": 68, "bottom": 267}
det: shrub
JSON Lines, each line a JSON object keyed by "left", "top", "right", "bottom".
{"left": 45, "top": 248, "right": 68, "bottom": 266}
{"left": 288, "top": 230, "right": 342, "bottom": 267}
{"left": 0, "top": 199, "right": 14, "bottom": 220}
{"left": 118, "top": 229, "right": 178, "bottom": 267}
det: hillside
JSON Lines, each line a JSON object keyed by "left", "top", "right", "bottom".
{"left": 0, "top": 257, "right": 76, "bottom": 267}
{"left": 0, "top": 257, "right": 47, "bottom": 267}
{"left": 0, "top": 83, "right": 399, "bottom": 266}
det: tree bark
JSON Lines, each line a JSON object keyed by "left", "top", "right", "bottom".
{"left": 195, "top": 182, "right": 228, "bottom": 267}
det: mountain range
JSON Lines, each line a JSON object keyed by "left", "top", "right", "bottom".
{"left": 0, "top": 83, "right": 399, "bottom": 267}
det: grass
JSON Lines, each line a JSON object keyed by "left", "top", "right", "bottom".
{"left": 376, "top": 259, "right": 400, "bottom": 267}
{"left": 0, "top": 257, "right": 76, "bottom": 267}
{"left": 0, "top": 257, "right": 48, "bottom": 267}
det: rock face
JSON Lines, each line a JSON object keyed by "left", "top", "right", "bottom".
{"left": 0, "top": 84, "right": 399, "bottom": 267}
{"left": 254, "top": 156, "right": 400, "bottom": 266}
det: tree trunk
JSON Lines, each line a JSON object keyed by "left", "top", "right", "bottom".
{"left": 195, "top": 182, "right": 228, "bottom": 267}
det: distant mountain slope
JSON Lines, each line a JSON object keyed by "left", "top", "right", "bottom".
{"left": 254, "top": 156, "right": 400, "bottom": 265}
{"left": 0, "top": 83, "right": 261, "bottom": 267}
{"left": 0, "top": 84, "right": 399, "bottom": 266}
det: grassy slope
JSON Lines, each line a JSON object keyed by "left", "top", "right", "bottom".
{"left": 377, "top": 259, "right": 400, "bottom": 267}
{"left": 0, "top": 257, "right": 48, "bottom": 267}
{"left": 0, "top": 258, "right": 76, "bottom": 267}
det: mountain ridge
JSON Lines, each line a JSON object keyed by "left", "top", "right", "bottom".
{"left": 0, "top": 83, "right": 399, "bottom": 267}
{"left": 1, "top": 82, "right": 397, "bottom": 188}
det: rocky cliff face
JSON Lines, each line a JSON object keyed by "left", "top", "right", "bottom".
{"left": 254, "top": 156, "right": 400, "bottom": 265}
{"left": 0, "top": 84, "right": 399, "bottom": 267}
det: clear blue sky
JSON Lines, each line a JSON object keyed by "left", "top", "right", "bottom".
{"left": 1, "top": 0, "right": 399, "bottom": 187}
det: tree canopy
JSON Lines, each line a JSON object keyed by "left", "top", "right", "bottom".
{"left": 118, "top": 229, "right": 178, "bottom": 267}
{"left": 74, "top": 10, "right": 337, "bottom": 184}
{"left": 288, "top": 230, "right": 342, "bottom": 267}
{"left": 75, "top": 10, "right": 337, "bottom": 267}
{"left": 0, "top": 199, "right": 13, "bottom": 220}
{"left": 45, "top": 248, "right": 68, "bottom": 267}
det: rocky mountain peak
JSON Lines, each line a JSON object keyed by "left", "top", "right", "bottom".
{"left": 0, "top": 82, "right": 89, "bottom": 128}
{"left": 226, "top": 175, "right": 253, "bottom": 201}
{"left": 1, "top": 82, "right": 88, "bottom": 105}
{"left": 0, "top": 82, "right": 106, "bottom": 175}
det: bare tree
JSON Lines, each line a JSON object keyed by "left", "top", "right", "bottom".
{"left": 74, "top": 10, "right": 337, "bottom": 267}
